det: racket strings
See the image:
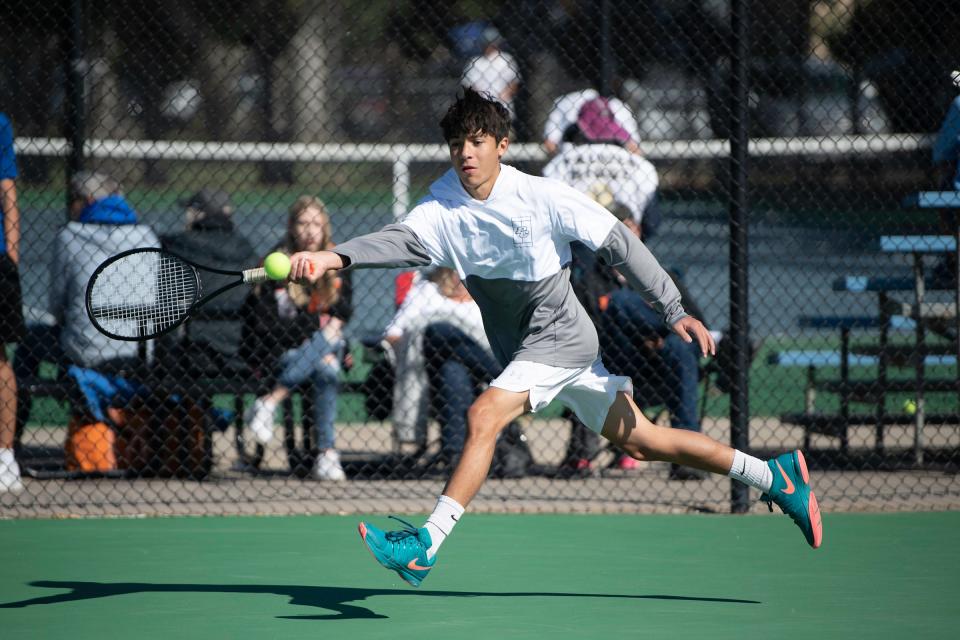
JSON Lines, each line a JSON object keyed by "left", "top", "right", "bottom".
{"left": 89, "top": 252, "right": 199, "bottom": 339}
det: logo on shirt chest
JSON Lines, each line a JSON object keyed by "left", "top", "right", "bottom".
{"left": 512, "top": 217, "right": 532, "bottom": 247}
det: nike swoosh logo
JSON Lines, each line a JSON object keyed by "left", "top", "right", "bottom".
{"left": 407, "top": 558, "right": 432, "bottom": 572}
{"left": 776, "top": 461, "right": 796, "bottom": 495}
{"left": 451, "top": 514, "right": 459, "bottom": 522}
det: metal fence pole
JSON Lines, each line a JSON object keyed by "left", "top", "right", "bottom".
{"left": 64, "top": 0, "right": 86, "bottom": 206}
{"left": 599, "top": 0, "right": 612, "bottom": 96}
{"left": 729, "top": 0, "right": 751, "bottom": 513}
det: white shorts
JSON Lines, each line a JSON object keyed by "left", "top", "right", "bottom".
{"left": 490, "top": 358, "right": 633, "bottom": 432}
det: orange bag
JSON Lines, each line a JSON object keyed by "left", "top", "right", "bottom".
{"left": 65, "top": 418, "right": 117, "bottom": 472}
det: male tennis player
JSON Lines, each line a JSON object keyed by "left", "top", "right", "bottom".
{"left": 289, "top": 89, "right": 822, "bottom": 587}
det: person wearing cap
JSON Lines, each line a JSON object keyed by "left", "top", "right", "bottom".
{"left": 461, "top": 26, "right": 521, "bottom": 119}
{"left": 157, "top": 188, "right": 259, "bottom": 384}
{"left": 542, "top": 101, "right": 660, "bottom": 238}
{"left": 543, "top": 88, "right": 642, "bottom": 156}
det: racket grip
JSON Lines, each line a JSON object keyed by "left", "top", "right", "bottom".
{"left": 242, "top": 267, "right": 269, "bottom": 284}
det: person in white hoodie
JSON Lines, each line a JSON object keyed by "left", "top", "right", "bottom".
{"left": 288, "top": 89, "right": 823, "bottom": 587}
{"left": 383, "top": 269, "right": 484, "bottom": 441}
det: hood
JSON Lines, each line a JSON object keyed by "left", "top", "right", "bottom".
{"left": 428, "top": 165, "right": 515, "bottom": 205}
{"left": 78, "top": 194, "right": 138, "bottom": 225}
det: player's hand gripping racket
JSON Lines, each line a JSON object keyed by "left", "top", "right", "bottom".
{"left": 86, "top": 247, "right": 280, "bottom": 341}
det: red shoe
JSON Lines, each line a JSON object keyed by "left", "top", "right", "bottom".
{"left": 616, "top": 454, "right": 638, "bottom": 470}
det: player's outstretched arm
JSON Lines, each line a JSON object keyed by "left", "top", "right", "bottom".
{"left": 289, "top": 250, "right": 344, "bottom": 283}
{"left": 671, "top": 315, "right": 716, "bottom": 358}
{"left": 289, "top": 224, "right": 436, "bottom": 285}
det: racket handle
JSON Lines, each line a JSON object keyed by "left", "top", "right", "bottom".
{"left": 242, "top": 267, "right": 269, "bottom": 284}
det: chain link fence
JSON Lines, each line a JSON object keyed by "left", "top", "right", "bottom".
{"left": 1, "top": 0, "right": 958, "bottom": 517}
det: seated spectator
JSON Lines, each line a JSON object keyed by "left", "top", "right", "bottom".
{"left": 383, "top": 269, "right": 484, "bottom": 441}
{"left": 565, "top": 196, "right": 709, "bottom": 481}
{"left": 157, "top": 188, "right": 259, "bottom": 381}
{"left": 388, "top": 269, "right": 533, "bottom": 477}
{"left": 15, "top": 171, "right": 160, "bottom": 470}
{"left": 461, "top": 26, "right": 521, "bottom": 119}
{"left": 543, "top": 86, "right": 641, "bottom": 156}
{"left": 241, "top": 196, "right": 352, "bottom": 481}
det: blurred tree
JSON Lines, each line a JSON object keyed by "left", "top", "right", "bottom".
{"left": 200, "top": 0, "right": 336, "bottom": 184}
{"left": 104, "top": 0, "right": 204, "bottom": 183}
{"left": 0, "top": 1, "right": 69, "bottom": 182}
{"left": 830, "top": 0, "right": 960, "bottom": 132}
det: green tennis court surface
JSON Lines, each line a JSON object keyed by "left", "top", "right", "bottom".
{"left": 2, "top": 512, "right": 958, "bottom": 639}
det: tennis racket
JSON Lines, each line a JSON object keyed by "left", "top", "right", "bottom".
{"left": 86, "top": 247, "right": 276, "bottom": 341}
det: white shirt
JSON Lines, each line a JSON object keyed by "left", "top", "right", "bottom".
{"left": 385, "top": 277, "right": 487, "bottom": 347}
{"left": 542, "top": 143, "right": 659, "bottom": 224}
{"left": 402, "top": 165, "right": 618, "bottom": 282}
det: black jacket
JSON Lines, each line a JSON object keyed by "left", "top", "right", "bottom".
{"left": 240, "top": 269, "right": 353, "bottom": 380}
{"left": 160, "top": 215, "right": 259, "bottom": 359}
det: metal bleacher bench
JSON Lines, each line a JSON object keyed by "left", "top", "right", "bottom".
{"left": 769, "top": 314, "right": 959, "bottom": 454}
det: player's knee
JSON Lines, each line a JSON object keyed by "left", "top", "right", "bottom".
{"left": 620, "top": 442, "right": 652, "bottom": 462}
{"left": 466, "top": 401, "right": 503, "bottom": 441}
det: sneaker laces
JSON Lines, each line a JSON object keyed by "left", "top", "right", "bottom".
{"left": 384, "top": 515, "right": 425, "bottom": 547}
{"left": 760, "top": 494, "right": 775, "bottom": 513}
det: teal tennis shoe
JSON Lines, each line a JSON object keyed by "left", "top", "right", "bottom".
{"left": 358, "top": 516, "right": 435, "bottom": 587}
{"left": 761, "top": 450, "right": 823, "bottom": 548}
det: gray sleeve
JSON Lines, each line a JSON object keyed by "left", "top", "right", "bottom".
{"left": 333, "top": 224, "right": 434, "bottom": 270}
{"left": 594, "top": 223, "right": 688, "bottom": 325}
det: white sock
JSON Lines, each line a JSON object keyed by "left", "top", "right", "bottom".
{"left": 423, "top": 495, "right": 465, "bottom": 559}
{"left": 728, "top": 450, "right": 773, "bottom": 493}
{"left": 0, "top": 448, "right": 14, "bottom": 467}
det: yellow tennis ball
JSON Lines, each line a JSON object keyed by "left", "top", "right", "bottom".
{"left": 903, "top": 399, "right": 917, "bottom": 415}
{"left": 263, "top": 252, "right": 291, "bottom": 280}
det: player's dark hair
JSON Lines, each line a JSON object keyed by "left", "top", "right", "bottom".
{"left": 440, "top": 88, "right": 511, "bottom": 143}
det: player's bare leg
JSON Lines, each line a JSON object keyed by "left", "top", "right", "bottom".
{"left": 441, "top": 386, "right": 530, "bottom": 506}
{"left": 601, "top": 390, "right": 822, "bottom": 548}
{"left": 0, "top": 354, "right": 22, "bottom": 492}
{"left": 358, "top": 387, "right": 529, "bottom": 586}
{"left": 600, "top": 390, "right": 734, "bottom": 473}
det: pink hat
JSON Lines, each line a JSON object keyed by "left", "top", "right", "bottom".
{"left": 576, "top": 97, "right": 632, "bottom": 145}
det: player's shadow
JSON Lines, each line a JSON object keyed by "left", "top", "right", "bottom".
{"left": 0, "top": 580, "right": 759, "bottom": 620}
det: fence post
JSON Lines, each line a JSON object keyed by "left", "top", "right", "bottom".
{"left": 393, "top": 154, "right": 411, "bottom": 220}
{"left": 728, "top": 0, "right": 751, "bottom": 513}
{"left": 64, "top": 0, "right": 86, "bottom": 208}
{"left": 599, "top": 0, "right": 613, "bottom": 97}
